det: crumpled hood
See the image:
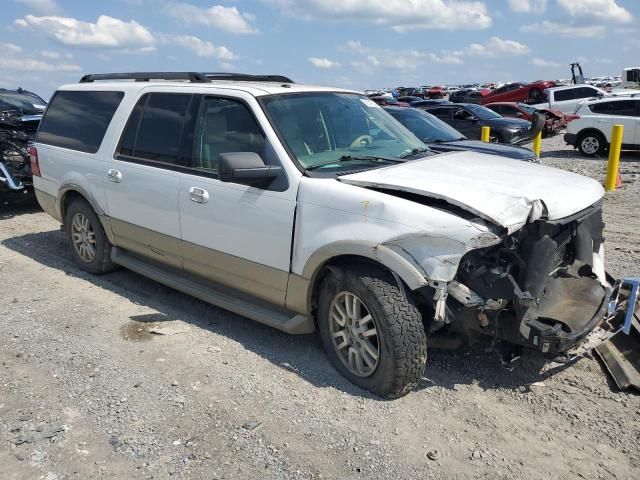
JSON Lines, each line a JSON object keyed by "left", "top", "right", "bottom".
{"left": 338, "top": 151, "right": 604, "bottom": 232}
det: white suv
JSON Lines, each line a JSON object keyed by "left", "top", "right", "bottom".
{"left": 33, "top": 72, "right": 613, "bottom": 397}
{"left": 565, "top": 96, "right": 640, "bottom": 156}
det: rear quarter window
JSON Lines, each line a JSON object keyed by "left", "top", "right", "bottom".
{"left": 37, "top": 90, "right": 124, "bottom": 153}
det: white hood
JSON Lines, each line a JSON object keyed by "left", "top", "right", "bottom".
{"left": 338, "top": 152, "right": 604, "bottom": 232}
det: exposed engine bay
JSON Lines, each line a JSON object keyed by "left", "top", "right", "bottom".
{"left": 441, "top": 202, "right": 609, "bottom": 359}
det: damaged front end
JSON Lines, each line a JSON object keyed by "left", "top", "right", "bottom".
{"left": 444, "top": 201, "right": 611, "bottom": 359}
{"left": 0, "top": 108, "right": 38, "bottom": 194}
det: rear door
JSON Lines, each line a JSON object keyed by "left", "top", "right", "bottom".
{"left": 104, "top": 91, "right": 197, "bottom": 267}
{"left": 590, "top": 100, "right": 638, "bottom": 144}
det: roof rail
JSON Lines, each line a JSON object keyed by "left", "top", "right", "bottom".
{"left": 203, "top": 73, "right": 295, "bottom": 83}
{"left": 79, "top": 72, "right": 211, "bottom": 83}
{"left": 78, "top": 72, "right": 295, "bottom": 84}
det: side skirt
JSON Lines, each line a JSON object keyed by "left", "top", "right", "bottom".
{"left": 111, "top": 247, "right": 314, "bottom": 335}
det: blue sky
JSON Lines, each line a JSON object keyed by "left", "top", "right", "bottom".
{"left": 1, "top": 0, "right": 638, "bottom": 99}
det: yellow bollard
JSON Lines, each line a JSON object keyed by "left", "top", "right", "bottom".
{"left": 532, "top": 130, "right": 542, "bottom": 159}
{"left": 481, "top": 126, "right": 490, "bottom": 143}
{"left": 605, "top": 124, "right": 624, "bottom": 192}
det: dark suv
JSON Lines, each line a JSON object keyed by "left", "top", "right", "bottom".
{"left": 421, "top": 103, "right": 543, "bottom": 144}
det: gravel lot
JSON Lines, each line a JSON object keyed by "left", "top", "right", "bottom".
{"left": 1, "top": 136, "right": 639, "bottom": 480}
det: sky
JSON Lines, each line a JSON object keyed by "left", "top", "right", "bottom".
{"left": 0, "top": 0, "right": 638, "bottom": 99}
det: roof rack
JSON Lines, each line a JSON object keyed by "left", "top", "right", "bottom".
{"left": 78, "top": 72, "right": 295, "bottom": 84}
{"left": 79, "top": 72, "right": 211, "bottom": 83}
{"left": 203, "top": 73, "right": 295, "bottom": 83}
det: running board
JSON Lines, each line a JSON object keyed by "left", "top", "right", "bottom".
{"left": 111, "top": 247, "right": 314, "bottom": 335}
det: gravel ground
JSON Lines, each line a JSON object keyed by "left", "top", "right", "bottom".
{"left": 1, "top": 136, "right": 639, "bottom": 480}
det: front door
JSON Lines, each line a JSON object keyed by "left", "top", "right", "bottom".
{"left": 104, "top": 91, "right": 196, "bottom": 267}
{"left": 178, "top": 95, "right": 297, "bottom": 306}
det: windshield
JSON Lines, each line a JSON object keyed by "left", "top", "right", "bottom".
{"left": 464, "top": 103, "right": 501, "bottom": 120}
{"left": 261, "top": 92, "right": 426, "bottom": 171}
{"left": 387, "top": 108, "right": 463, "bottom": 142}
{"left": 0, "top": 92, "right": 47, "bottom": 114}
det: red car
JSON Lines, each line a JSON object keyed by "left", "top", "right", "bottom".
{"left": 427, "top": 86, "right": 444, "bottom": 99}
{"left": 481, "top": 80, "right": 555, "bottom": 105}
{"left": 484, "top": 102, "right": 573, "bottom": 137}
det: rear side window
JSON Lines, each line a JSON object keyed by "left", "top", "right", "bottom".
{"left": 591, "top": 100, "right": 640, "bottom": 116}
{"left": 554, "top": 89, "right": 573, "bottom": 102}
{"left": 118, "top": 93, "right": 194, "bottom": 165}
{"left": 37, "top": 90, "right": 124, "bottom": 153}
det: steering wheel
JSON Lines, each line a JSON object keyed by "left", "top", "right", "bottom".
{"left": 349, "top": 135, "right": 373, "bottom": 149}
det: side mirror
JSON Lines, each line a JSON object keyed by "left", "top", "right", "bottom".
{"left": 219, "top": 152, "right": 282, "bottom": 186}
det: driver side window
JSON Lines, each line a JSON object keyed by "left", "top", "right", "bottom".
{"left": 193, "top": 97, "right": 265, "bottom": 175}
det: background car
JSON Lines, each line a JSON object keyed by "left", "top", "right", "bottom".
{"left": 422, "top": 102, "right": 543, "bottom": 144}
{"left": 565, "top": 96, "right": 640, "bottom": 156}
{"left": 410, "top": 99, "right": 451, "bottom": 107}
{"left": 368, "top": 96, "right": 410, "bottom": 107}
{"left": 397, "top": 96, "right": 423, "bottom": 104}
{"left": 384, "top": 106, "right": 538, "bottom": 162}
{"left": 485, "top": 102, "right": 571, "bottom": 137}
{"left": 0, "top": 88, "right": 47, "bottom": 196}
{"left": 481, "top": 80, "right": 555, "bottom": 105}
{"left": 449, "top": 89, "right": 488, "bottom": 104}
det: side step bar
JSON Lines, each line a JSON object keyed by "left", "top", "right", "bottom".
{"left": 111, "top": 247, "right": 314, "bottom": 335}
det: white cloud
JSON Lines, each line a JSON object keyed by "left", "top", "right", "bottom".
{"left": 165, "top": 3, "right": 258, "bottom": 34}
{"left": 558, "top": 0, "right": 632, "bottom": 23}
{"left": 16, "top": 0, "right": 59, "bottom": 15}
{"left": 530, "top": 57, "right": 560, "bottom": 67}
{"left": 159, "top": 34, "right": 235, "bottom": 59}
{"left": 0, "top": 53, "right": 80, "bottom": 72}
{"left": 427, "top": 52, "right": 464, "bottom": 64}
{"left": 463, "top": 36, "right": 530, "bottom": 57}
{"left": 345, "top": 41, "right": 429, "bottom": 73}
{"left": 263, "top": 0, "right": 492, "bottom": 31}
{"left": 0, "top": 43, "right": 23, "bottom": 54}
{"left": 308, "top": 57, "right": 340, "bottom": 68}
{"left": 40, "top": 50, "right": 72, "bottom": 59}
{"left": 521, "top": 21, "right": 605, "bottom": 38}
{"left": 15, "top": 15, "right": 155, "bottom": 49}
{"left": 507, "top": 0, "right": 547, "bottom": 13}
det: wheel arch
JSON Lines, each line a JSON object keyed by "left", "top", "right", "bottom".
{"left": 288, "top": 241, "right": 432, "bottom": 317}
{"left": 56, "top": 184, "right": 115, "bottom": 243}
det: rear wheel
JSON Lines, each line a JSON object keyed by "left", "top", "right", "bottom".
{"left": 65, "top": 198, "right": 117, "bottom": 274}
{"left": 577, "top": 131, "right": 607, "bottom": 156}
{"left": 317, "top": 264, "right": 427, "bottom": 398}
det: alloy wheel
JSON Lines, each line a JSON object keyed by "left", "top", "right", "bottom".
{"left": 71, "top": 212, "right": 97, "bottom": 263}
{"left": 581, "top": 136, "right": 600, "bottom": 155}
{"left": 328, "top": 291, "right": 380, "bottom": 377}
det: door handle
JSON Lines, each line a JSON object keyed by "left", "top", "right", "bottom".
{"left": 107, "top": 169, "right": 122, "bottom": 183}
{"left": 189, "top": 187, "right": 209, "bottom": 204}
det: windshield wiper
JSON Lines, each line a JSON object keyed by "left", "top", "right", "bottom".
{"left": 399, "top": 147, "right": 430, "bottom": 159}
{"left": 304, "top": 155, "right": 403, "bottom": 172}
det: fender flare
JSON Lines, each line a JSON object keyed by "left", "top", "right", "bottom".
{"left": 289, "top": 240, "right": 433, "bottom": 314}
{"left": 57, "top": 182, "right": 106, "bottom": 220}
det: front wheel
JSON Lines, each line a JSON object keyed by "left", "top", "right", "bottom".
{"left": 317, "top": 264, "right": 427, "bottom": 398}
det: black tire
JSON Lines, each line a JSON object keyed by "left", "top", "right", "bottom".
{"left": 529, "top": 88, "right": 542, "bottom": 102}
{"left": 317, "top": 264, "right": 427, "bottom": 399}
{"left": 577, "top": 130, "right": 607, "bottom": 157}
{"left": 489, "top": 132, "right": 504, "bottom": 143}
{"left": 65, "top": 198, "right": 117, "bottom": 274}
